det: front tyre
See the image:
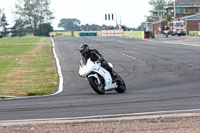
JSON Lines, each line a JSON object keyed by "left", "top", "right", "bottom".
{"left": 88, "top": 77, "right": 105, "bottom": 95}
{"left": 115, "top": 75, "right": 126, "bottom": 93}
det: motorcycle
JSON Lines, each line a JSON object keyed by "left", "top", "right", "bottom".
{"left": 79, "top": 58, "right": 126, "bottom": 94}
{"left": 163, "top": 30, "right": 169, "bottom": 38}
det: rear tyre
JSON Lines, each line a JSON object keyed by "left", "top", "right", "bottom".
{"left": 115, "top": 75, "right": 126, "bottom": 93}
{"left": 88, "top": 77, "right": 105, "bottom": 95}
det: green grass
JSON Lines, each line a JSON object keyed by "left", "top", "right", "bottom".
{"left": 0, "top": 36, "right": 51, "bottom": 44}
{"left": 0, "top": 44, "right": 36, "bottom": 56}
{"left": 0, "top": 59, "right": 18, "bottom": 83}
{"left": 0, "top": 45, "right": 36, "bottom": 83}
{"left": 0, "top": 37, "right": 58, "bottom": 97}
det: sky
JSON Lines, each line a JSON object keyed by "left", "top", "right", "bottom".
{"left": 0, "top": 0, "right": 151, "bottom": 30}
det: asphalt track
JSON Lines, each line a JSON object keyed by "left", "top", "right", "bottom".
{"left": 1, "top": 36, "right": 200, "bottom": 121}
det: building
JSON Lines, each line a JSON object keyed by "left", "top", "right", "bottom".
{"left": 150, "top": 10, "right": 166, "bottom": 20}
{"left": 146, "top": 0, "right": 200, "bottom": 34}
{"left": 146, "top": 10, "right": 166, "bottom": 34}
{"left": 180, "top": 13, "right": 200, "bottom": 33}
{"left": 165, "top": 0, "right": 200, "bottom": 20}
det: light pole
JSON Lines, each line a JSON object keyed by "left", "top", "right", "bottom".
{"left": 105, "top": 13, "right": 121, "bottom": 27}
{"left": 0, "top": 9, "right": 2, "bottom": 27}
{"left": 115, "top": 13, "right": 121, "bottom": 26}
{"left": 174, "top": 0, "right": 176, "bottom": 19}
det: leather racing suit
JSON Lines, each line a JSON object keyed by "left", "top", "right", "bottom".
{"left": 82, "top": 49, "right": 115, "bottom": 79}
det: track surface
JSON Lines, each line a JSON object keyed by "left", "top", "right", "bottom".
{"left": 1, "top": 37, "right": 200, "bottom": 121}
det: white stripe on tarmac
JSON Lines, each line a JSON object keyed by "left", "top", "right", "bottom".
{"left": 145, "top": 39, "right": 200, "bottom": 47}
{"left": 122, "top": 54, "right": 146, "bottom": 64}
{"left": 1, "top": 108, "right": 200, "bottom": 123}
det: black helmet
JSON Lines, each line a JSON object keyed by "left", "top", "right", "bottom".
{"left": 79, "top": 44, "right": 89, "bottom": 56}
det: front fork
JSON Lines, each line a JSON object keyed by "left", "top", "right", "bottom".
{"left": 88, "top": 74, "right": 100, "bottom": 83}
{"left": 88, "top": 74, "right": 103, "bottom": 90}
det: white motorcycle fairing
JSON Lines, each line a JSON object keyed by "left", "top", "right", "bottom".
{"left": 79, "top": 58, "right": 118, "bottom": 91}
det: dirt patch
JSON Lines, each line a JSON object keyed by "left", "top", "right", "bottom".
{"left": 1, "top": 113, "right": 200, "bottom": 133}
{"left": 39, "top": 37, "right": 51, "bottom": 44}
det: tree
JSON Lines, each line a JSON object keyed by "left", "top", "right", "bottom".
{"left": 58, "top": 18, "right": 81, "bottom": 31}
{"left": 81, "top": 24, "right": 102, "bottom": 31}
{"left": 149, "top": 0, "right": 168, "bottom": 10}
{"left": 0, "top": 13, "right": 9, "bottom": 37}
{"left": 34, "top": 23, "right": 53, "bottom": 36}
{"left": 136, "top": 25, "right": 142, "bottom": 30}
{"left": 165, "top": 14, "right": 171, "bottom": 25}
{"left": 12, "top": 19, "right": 27, "bottom": 36}
{"left": 15, "top": 0, "right": 54, "bottom": 34}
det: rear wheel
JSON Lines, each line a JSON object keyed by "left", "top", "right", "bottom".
{"left": 88, "top": 77, "right": 105, "bottom": 94}
{"left": 115, "top": 75, "right": 126, "bottom": 93}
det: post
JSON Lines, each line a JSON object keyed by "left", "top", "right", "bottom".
{"left": 174, "top": 0, "right": 176, "bottom": 19}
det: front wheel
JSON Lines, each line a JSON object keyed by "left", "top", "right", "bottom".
{"left": 115, "top": 75, "right": 126, "bottom": 93}
{"left": 88, "top": 77, "right": 105, "bottom": 95}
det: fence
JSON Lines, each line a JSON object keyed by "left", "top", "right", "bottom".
{"left": 123, "top": 31, "right": 145, "bottom": 39}
{"left": 50, "top": 30, "right": 150, "bottom": 39}
{"left": 101, "top": 30, "right": 123, "bottom": 37}
{"left": 50, "top": 31, "right": 101, "bottom": 37}
{"left": 189, "top": 31, "right": 200, "bottom": 36}
{"left": 50, "top": 31, "right": 73, "bottom": 37}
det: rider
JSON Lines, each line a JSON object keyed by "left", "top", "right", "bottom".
{"left": 163, "top": 25, "right": 169, "bottom": 31}
{"left": 79, "top": 43, "right": 116, "bottom": 82}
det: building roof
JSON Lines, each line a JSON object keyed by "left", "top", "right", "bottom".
{"left": 150, "top": 10, "right": 166, "bottom": 12}
{"left": 176, "top": 0, "right": 200, "bottom": 5}
{"left": 180, "top": 13, "right": 200, "bottom": 20}
{"left": 166, "top": 0, "right": 200, "bottom": 7}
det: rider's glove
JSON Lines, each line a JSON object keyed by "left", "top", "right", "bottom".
{"left": 95, "top": 60, "right": 101, "bottom": 64}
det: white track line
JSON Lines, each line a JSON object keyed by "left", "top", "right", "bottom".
{"left": 50, "top": 38, "right": 63, "bottom": 95}
{"left": 122, "top": 54, "right": 146, "bottom": 64}
{"left": 1, "top": 108, "right": 200, "bottom": 123}
{"left": 145, "top": 39, "right": 200, "bottom": 47}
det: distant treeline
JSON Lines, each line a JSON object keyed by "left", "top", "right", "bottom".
{"left": 58, "top": 18, "right": 138, "bottom": 31}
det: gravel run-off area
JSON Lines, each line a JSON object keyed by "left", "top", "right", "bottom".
{"left": 1, "top": 113, "right": 200, "bottom": 133}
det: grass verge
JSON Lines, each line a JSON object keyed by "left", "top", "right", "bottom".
{"left": 0, "top": 37, "right": 58, "bottom": 97}
{"left": 0, "top": 36, "right": 51, "bottom": 44}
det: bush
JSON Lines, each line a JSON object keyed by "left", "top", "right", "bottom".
{"left": 34, "top": 23, "right": 53, "bottom": 37}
